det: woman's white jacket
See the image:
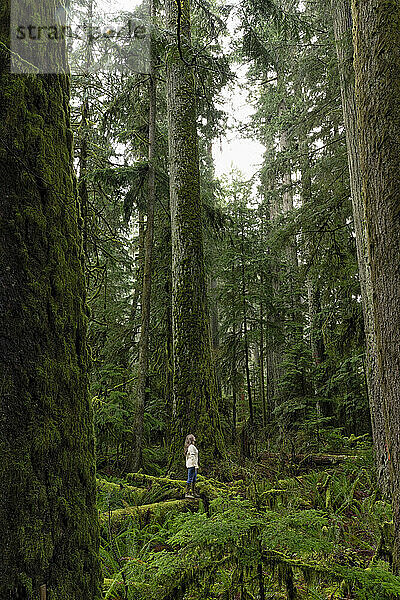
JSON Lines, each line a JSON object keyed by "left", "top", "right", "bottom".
{"left": 185, "top": 444, "right": 198, "bottom": 468}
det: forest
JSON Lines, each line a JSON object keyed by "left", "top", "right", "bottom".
{"left": 1, "top": 0, "right": 400, "bottom": 598}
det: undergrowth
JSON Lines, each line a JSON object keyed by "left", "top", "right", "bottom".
{"left": 98, "top": 450, "right": 398, "bottom": 600}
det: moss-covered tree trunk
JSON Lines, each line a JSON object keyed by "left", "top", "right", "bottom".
{"left": 165, "top": 0, "right": 224, "bottom": 472}
{"left": 131, "top": 0, "right": 157, "bottom": 472}
{"left": 240, "top": 218, "right": 254, "bottom": 427}
{"left": 351, "top": 0, "right": 400, "bottom": 570}
{"left": 0, "top": 3, "right": 102, "bottom": 598}
{"left": 331, "top": 0, "right": 388, "bottom": 493}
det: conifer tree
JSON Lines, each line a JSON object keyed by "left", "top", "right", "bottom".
{"left": 165, "top": 0, "right": 225, "bottom": 470}
{"left": 331, "top": 0, "right": 387, "bottom": 492}
{"left": 352, "top": 0, "right": 400, "bottom": 570}
{"left": 0, "top": 2, "right": 102, "bottom": 597}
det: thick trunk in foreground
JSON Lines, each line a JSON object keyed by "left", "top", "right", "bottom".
{"left": 331, "top": 0, "right": 387, "bottom": 492}
{"left": 352, "top": 0, "right": 400, "bottom": 569}
{"left": 165, "top": 0, "right": 224, "bottom": 472}
{"left": 0, "top": 11, "right": 102, "bottom": 600}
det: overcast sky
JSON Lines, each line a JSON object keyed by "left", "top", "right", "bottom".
{"left": 93, "top": 0, "right": 265, "bottom": 179}
{"left": 212, "top": 67, "right": 265, "bottom": 180}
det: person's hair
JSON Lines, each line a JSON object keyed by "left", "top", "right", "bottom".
{"left": 184, "top": 434, "right": 195, "bottom": 455}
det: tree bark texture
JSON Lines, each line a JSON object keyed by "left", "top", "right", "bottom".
{"left": 165, "top": 0, "right": 224, "bottom": 471}
{"left": 131, "top": 0, "right": 157, "bottom": 472}
{"left": 0, "top": 4, "right": 102, "bottom": 598}
{"left": 241, "top": 222, "right": 254, "bottom": 426}
{"left": 351, "top": 0, "right": 400, "bottom": 569}
{"left": 331, "top": 0, "right": 388, "bottom": 493}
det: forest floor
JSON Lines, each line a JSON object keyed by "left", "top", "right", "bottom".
{"left": 98, "top": 447, "right": 399, "bottom": 600}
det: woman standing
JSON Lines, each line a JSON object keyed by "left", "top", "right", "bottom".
{"left": 184, "top": 434, "right": 199, "bottom": 498}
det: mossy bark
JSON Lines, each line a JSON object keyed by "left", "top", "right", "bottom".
{"left": 165, "top": 0, "right": 225, "bottom": 473}
{"left": 0, "top": 3, "right": 102, "bottom": 597}
{"left": 100, "top": 498, "right": 199, "bottom": 529}
{"left": 131, "top": 0, "right": 157, "bottom": 472}
{"left": 351, "top": 0, "right": 400, "bottom": 571}
{"left": 331, "top": 0, "right": 387, "bottom": 493}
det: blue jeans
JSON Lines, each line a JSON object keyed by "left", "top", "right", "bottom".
{"left": 187, "top": 467, "right": 198, "bottom": 484}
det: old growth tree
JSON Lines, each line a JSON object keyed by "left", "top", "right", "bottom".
{"left": 0, "top": 1, "right": 102, "bottom": 597}
{"left": 165, "top": 0, "right": 225, "bottom": 470}
{"left": 352, "top": 0, "right": 400, "bottom": 571}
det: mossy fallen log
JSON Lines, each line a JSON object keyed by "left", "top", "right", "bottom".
{"left": 125, "top": 472, "right": 226, "bottom": 499}
{"left": 261, "top": 548, "right": 400, "bottom": 597}
{"left": 258, "top": 452, "right": 357, "bottom": 468}
{"left": 97, "top": 478, "right": 142, "bottom": 495}
{"left": 125, "top": 473, "right": 186, "bottom": 497}
{"left": 100, "top": 498, "right": 200, "bottom": 529}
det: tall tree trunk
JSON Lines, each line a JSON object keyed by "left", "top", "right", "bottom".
{"left": 259, "top": 292, "right": 267, "bottom": 427}
{"left": 299, "top": 131, "right": 325, "bottom": 365}
{"left": 165, "top": 0, "right": 224, "bottom": 471}
{"left": 130, "top": 211, "right": 145, "bottom": 331}
{"left": 78, "top": 97, "right": 89, "bottom": 257}
{"left": 263, "top": 154, "right": 281, "bottom": 408}
{"left": 307, "top": 283, "right": 325, "bottom": 365}
{"left": 0, "top": 14, "right": 102, "bottom": 600}
{"left": 131, "top": 0, "right": 157, "bottom": 472}
{"left": 231, "top": 264, "right": 238, "bottom": 441}
{"left": 77, "top": 0, "right": 93, "bottom": 261}
{"left": 241, "top": 224, "right": 254, "bottom": 427}
{"left": 331, "top": 0, "right": 388, "bottom": 491}
{"left": 351, "top": 0, "right": 400, "bottom": 569}
{"left": 279, "top": 102, "right": 297, "bottom": 270}
{"left": 206, "top": 140, "right": 222, "bottom": 403}
{"left": 209, "top": 275, "right": 220, "bottom": 353}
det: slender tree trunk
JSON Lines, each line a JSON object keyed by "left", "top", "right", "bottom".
{"left": 130, "top": 211, "right": 145, "bottom": 330}
{"left": 78, "top": 0, "right": 93, "bottom": 260}
{"left": 331, "top": 0, "right": 388, "bottom": 491}
{"left": 165, "top": 274, "right": 174, "bottom": 420}
{"left": 279, "top": 107, "right": 297, "bottom": 270}
{"left": 352, "top": 0, "right": 400, "bottom": 569}
{"left": 299, "top": 131, "right": 325, "bottom": 365}
{"left": 259, "top": 293, "right": 267, "bottom": 427}
{"left": 209, "top": 275, "right": 220, "bottom": 352}
{"left": 206, "top": 138, "right": 220, "bottom": 356}
{"left": 307, "top": 283, "right": 325, "bottom": 365}
{"left": 241, "top": 222, "right": 254, "bottom": 426}
{"left": 232, "top": 377, "right": 238, "bottom": 441}
{"left": 165, "top": 0, "right": 224, "bottom": 471}
{"left": 131, "top": 0, "right": 157, "bottom": 472}
{"left": 262, "top": 149, "right": 281, "bottom": 405}
{"left": 257, "top": 562, "right": 266, "bottom": 600}
{"left": 0, "top": 15, "right": 102, "bottom": 600}
{"left": 231, "top": 264, "right": 238, "bottom": 441}
{"left": 78, "top": 97, "right": 89, "bottom": 257}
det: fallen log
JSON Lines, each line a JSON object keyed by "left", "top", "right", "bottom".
{"left": 125, "top": 472, "right": 226, "bottom": 499}
{"left": 257, "top": 452, "right": 357, "bottom": 468}
{"left": 100, "top": 498, "right": 200, "bottom": 529}
{"left": 97, "top": 478, "right": 143, "bottom": 495}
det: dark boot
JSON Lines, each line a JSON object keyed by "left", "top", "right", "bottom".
{"left": 191, "top": 482, "right": 200, "bottom": 498}
{"left": 185, "top": 484, "right": 194, "bottom": 499}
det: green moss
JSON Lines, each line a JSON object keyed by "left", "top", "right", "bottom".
{"left": 100, "top": 498, "right": 199, "bottom": 530}
{"left": 0, "top": 30, "right": 102, "bottom": 600}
